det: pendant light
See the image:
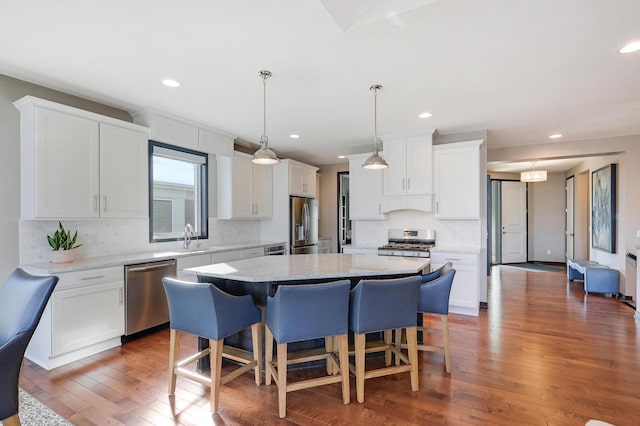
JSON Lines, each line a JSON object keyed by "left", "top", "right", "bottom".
{"left": 520, "top": 161, "right": 547, "bottom": 182}
{"left": 362, "top": 84, "right": 389, "bottom": 169}
{"left": 252, "top": 70, "right": 280, "bottom": 165}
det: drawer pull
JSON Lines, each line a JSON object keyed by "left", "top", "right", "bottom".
{"left": 81, "top": 275, "right": 105, "bottom": 281}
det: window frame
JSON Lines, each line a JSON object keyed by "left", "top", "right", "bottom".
{"left": 148, "top": 140, "right": 208, "bottom": 243}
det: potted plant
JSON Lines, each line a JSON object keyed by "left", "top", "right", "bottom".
{"left": 47, "top": 221, "right": 82, "bottom": 263}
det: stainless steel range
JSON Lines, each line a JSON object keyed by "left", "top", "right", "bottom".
{"left": 378, "top": 229, "right": 435, "bottom": 258}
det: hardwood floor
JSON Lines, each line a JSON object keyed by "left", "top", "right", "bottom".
{"left": 19, "top": 266, "right": 640, "bottom": 425}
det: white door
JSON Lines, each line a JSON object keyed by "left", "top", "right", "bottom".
{"left": 565, "top": 176, "right": 574, "bottom": 260}
{"left": 501, "top": 181, "right": 527, "bottom": 263}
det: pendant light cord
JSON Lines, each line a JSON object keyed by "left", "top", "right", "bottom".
{"left": 370, "top": 84, "right": 382, "bottom": 153}
{"left": 259, "top": 70, "right": 271, "bottom": 147}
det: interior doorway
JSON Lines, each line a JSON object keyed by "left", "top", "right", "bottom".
{"left": 337, "top": 172, "right": 351, "bottom": 253}
{"left": 566, "top": 176, "right": 574, "bottom": 260}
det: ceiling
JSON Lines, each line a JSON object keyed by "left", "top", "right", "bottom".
{"left": 1, "top": 0, "right": 639, "bottom": 167}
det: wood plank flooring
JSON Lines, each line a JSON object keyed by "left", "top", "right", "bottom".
{"left": 18, "top": 266, "right": 640, "bottom": 425}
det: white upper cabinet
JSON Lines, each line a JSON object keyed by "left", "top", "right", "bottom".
{"left": 99, "top": 123, "right": 148, "bottom": 218}
{"left": 348, "top": 153, "right": 385, "bottom": 220}
{"left": 217, "top": 152, "right": 273, "bottom": 219}
{"left": 14, "top": 96, "right": 149, "bottom": 220}
{"left": 288, "top": 160, "right": 318, "bottom": 198}
{"left": 131, "top": 109, "right": 234, "bottom": 155}
{"left": 432, "top": 140, "right": 483, "bottom": 219}
{"left": 380, "top": 134, "right": 433, "bottom": 213}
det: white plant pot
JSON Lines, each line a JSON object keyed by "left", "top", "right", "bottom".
{"left": 51, "top": 250, "right": 74, "bottom": 264}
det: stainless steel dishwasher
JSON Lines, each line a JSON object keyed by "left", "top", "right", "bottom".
{"left": 124, "top": 259, "right": 177, "bottom": 336}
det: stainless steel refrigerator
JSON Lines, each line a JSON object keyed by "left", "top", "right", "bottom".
{"left": 290, "top": 196, "right": 318, "bottom": 254}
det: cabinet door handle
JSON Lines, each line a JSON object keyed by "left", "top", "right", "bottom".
{"left": 436, "top": 200, "right": 439, "bottom": 214}
{"left": 444, "top": 258, "right": 461, "bottom": 261}
{"left": 407, "top": 178, "right": 410, "bottom": 191}
{"left": 402, "top": 178, "right": 405, "bottom": 191}
{"left": 119, "top": 288, "right": 124, "bottom": 305}
{"left": 103, "top": 196, "right": 107, "bottom": 212}
{"left": 92, "top": 195, "right": 98, "bottom": 212}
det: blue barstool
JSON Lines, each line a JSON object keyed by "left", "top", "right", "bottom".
{"left": 397, "top": 265, "right": 456, "bottom": 373}
{"left": 349, "top": 275, "right": 422, "bottom": 403}
{"left": 162, "top": 278, "right": 262, "bottom": 414}
{"left": 265, "top": 280, "right": 351, "bottom": 418}
{"left": 0, "top": 269, "right": 58, "bottom": 426}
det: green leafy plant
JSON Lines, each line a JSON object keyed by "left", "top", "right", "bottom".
{"left": 47, "top": 221, "right": 82, "bottom": 251}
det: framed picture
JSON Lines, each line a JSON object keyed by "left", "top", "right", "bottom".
{"left": 591, "top": 163, "right": 617, "bottom": 253}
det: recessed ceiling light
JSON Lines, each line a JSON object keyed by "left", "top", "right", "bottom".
{"left": 289, "top": 134, "right": 300, "bottom": 139}
{"left": 549, "top": 134, "right": 562, "bottom": 139}
{"left": 418, "top": 112, "right": 433, "bottom": 119}
{"left": 338, "top": 155, "right": 346, "bottom": 159}
{"left": 619, "top": 41, "right": 640, "bottom": 54}
{"left": 162, "top": 79, "right": 180, "bottom": 88}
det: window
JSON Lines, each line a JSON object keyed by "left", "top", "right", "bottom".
{"left": 149, "top": 141, "right": 208, "bottom": 242}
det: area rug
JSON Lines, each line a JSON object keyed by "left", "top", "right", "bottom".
{"left": 9, "top": 388, "right": 74, "bottom": 426}
{"left": 501, "top": 262, "right": 566, "bottom": 273}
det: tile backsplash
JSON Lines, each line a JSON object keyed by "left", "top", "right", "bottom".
{"left": 20, "top": 218, "right": 261, "bottom": 264}
{"left": 352, "top": 210, "right": 481, "bottom": 249}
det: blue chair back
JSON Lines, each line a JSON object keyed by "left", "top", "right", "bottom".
{"left": 0, "top": 269, "right": 58, "bottom": 421}
{"left": 162, "top": 278, "right": 261, "bottom": 341}
{"left": 349, "top": 276, "right": 421, "bottom": 334}
{"left": 421, "top": 262, "right": 453, "bottom": 283}
{"left": 266, "top": 280, "right": 351, "bottom": 344}
{"left": 419, "top": 269, "right": 456, "bottom": 315}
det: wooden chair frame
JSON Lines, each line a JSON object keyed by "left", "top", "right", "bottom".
{"left": 265, "top": 325, "right": 350, "bottom": 418}
{"left": 395, "top": 313, "right": 451, "bottom": 373}
{"left": 167, "top": 324, "right": 262, "bottom": 413}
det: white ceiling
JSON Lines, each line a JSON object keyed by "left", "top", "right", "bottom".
{"left": 1, "top": 0, "right": 639, "bottom": 167}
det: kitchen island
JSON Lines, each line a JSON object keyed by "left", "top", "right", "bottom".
{"left": 186, "top": 253, "right": 430, "bottom": 370}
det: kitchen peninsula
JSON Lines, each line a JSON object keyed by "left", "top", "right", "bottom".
{"left": 187, "top": 253, "right": 430, "bottom": 302}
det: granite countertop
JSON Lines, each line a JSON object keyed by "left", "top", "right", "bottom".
{"left": 186, "top": 253, "right": 430, "bottom": 282}
{"left": 21, "top": 241, "right": 286, "bottom": 275}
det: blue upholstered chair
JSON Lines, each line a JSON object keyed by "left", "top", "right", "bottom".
{"left": 349, "top": 275, "right": 422, "bottom": 403}
{"left": 420, "top": 261, "right": 452, "bottom": 283}
{"left": 415, "top": 267, "right": 456, "bottom": 373}
{"left": 265, "top": 280, "right": 351, "bottom": 418}
{"left": 162, "top": 278, "right": 262, "bottom": 414}
{"left": 0, "top": 269, "right": 58, "bottom": 426}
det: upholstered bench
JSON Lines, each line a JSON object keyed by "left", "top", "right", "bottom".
{"left": 566, "top": 259, "right": 619, "bottom": 296}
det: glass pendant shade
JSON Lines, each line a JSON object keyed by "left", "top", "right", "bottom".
{"left": 520, "top": 170, "right": 547, "bottom": 182}
{"left": 520, "top": 161, "right": 547, "bottom": 182}
{"left": 252, "top": 70, "right": 279, "bottom": 165}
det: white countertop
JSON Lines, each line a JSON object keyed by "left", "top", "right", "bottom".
{"left": 21, "top": 241, "right": 286, "bottom": 275}
{"left": 186, "top": 253, "right": 430, "bottom": 282}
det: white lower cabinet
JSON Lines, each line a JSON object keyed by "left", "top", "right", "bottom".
{"left": 430, "top": 251, "right": 479, "bottom": 316}
{"left": 26, "top": 266, "right": 125, "bottom": 370}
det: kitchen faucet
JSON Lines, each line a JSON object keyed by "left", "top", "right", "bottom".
{"left": 184, "top": 224, "right": 194, "bottom": 249}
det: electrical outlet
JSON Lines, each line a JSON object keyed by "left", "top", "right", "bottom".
{"left": 637, "top": 229, "right": 640, "bottom": 238}
{"left": 546, "top": 249, "right": 551, "bottom": 255}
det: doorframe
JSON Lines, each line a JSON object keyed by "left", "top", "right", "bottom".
{"left": 488, "top": 178, "right": 528, "bottom": 265}
{"left": 565, "top": 175, "right": 575, "bottom": 261}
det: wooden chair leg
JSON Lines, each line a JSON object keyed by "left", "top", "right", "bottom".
{"left": 277, "top": 342, "right": 288, "bottom": 418}
{"left": 394, "top": 328, "right": 402, "bottom": 366}
{"left": 251, "top": 322, "right": 262, "bottom": 385}
{"left": 355, "top": 333, "right": 366, "bottom": 403}
{"left": 384, "top": 329, "right": 392, "bottom": 366}
{"left": 442, "top": 315, "right": 451, "bottom": 373}
{"left": 2, "top": 414, "right": 21, "bottom": 426}
{"left": 265, "top": 326, "right": 274, "bottom": 386}
{"left": 338, "top": 334, "right": 350, "bottom": 404}
{"left": 209, "top": 338, "right": 224, "bottom": 413}
{"left": 168, "top": 329, "right": 181, "bottom": 394}
{"left": 405, "top": 326, "right": 419, "bottom": 392}
{"left": 325, "top": 335, "right": 334, "bottom": 375}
